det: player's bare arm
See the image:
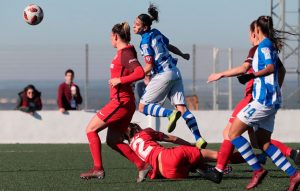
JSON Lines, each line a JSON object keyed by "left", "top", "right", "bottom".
{"left": 143, "top": 61, "right": 153, "bottom": 75}
{"left": 168, "top": 44, "right": 190, "bottom": 60}
{"left": 161, "top": 134, "right": 194, "bottom": 146}
{"left": 207, "top": 62, "right": 251, "bottom": 83}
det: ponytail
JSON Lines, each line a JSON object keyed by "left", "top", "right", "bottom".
{"left": 138, "top": 3, "right": 159, "bottom": 29}
{"left": 148, "top": 3, "right": 159, "bottom": 22}
{"left": 112, "top": 22, "right": 131, "bottom": 43}
{"left": 256, "top": 16, "right": 287, "bottom": 51}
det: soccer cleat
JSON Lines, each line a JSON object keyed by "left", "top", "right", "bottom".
{"left": 246, "top": 169, "right": 268, "bottom": 190}
{"left": 136, "top": 163, "right": 152, "bottom": 183}
{"left": 206, "top": 165, "right": 233, "bottom": 175}
{"left": 290, "top": 149, "right": 300, "bottom": 166}
{"left": 287, "top": 171, "right": 300, "bottom": 191}
{"left": 256, "top": 152, "right": 268, "bottom": 165}
{"left": 167, "top": 110, "right": 181, "bottom": 133}
{"left": 196, "top": 137, "right": 208, "bottom": 149}
{"left": 203, "top": 167, "right": 223, "bottom": 184}
{"left": 80, "top": 169, "right": 105, "bottom": 180}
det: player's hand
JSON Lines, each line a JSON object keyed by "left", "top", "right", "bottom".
{"left": 109, "top": 78, "right": 121, "bottom": 87}
{"left": 182, "top": 53, "right": 190, "bottom": 60}
{"left": 59, "top": 108, "right": 66, "bottom": 113}
{"left": 237, "top": 73, "right": 255, "bottom": 85}
{"left": 207, "top": 73, "right": 223, "bottom": 83}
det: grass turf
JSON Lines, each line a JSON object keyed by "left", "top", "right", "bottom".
{"left": 0, "top": 143, "right": 299, "bottom": 191}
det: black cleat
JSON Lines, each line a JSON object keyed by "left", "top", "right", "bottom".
{"left": 204, "top": 167, "right": 223, "bottom": 184}
{"left": 290, "top": 149, "right": 300, "bottom": 166}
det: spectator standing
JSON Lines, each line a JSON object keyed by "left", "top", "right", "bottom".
{"left": 57, "top": 69, "right": 82, "bottom": 113}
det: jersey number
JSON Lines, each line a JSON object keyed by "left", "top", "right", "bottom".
{"left": 131, "top": 137, "right": 153, "bottom": 161}
{"left": 242, "top": 104, "right": 256, "bottom": 119}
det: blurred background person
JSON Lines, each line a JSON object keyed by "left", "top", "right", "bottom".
{"left": 57, "top": 69, "right": 82, "bottom": 113}
{"left": 15, "top": 84, "right": 42, "bottom": 115}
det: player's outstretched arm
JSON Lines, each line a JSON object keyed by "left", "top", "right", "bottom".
{"left": 168, "top": 44, "right": 190, "bottom": 60}
{"left": 207, "top": 62, "right": 251, "bottom": 83}
{"left": 162, "top": 134, "right": 194, "bottom": 146}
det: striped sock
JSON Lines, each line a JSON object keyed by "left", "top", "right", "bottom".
{"left": 231, "top": 136, "right": 262, "bottom": 171}
{"left": 182, "top": 110, "right": 201, "bottom": 140}
{"left": 265, "top": 144, "right": 296, "bottom": 176}
{"left": 143, "top": 104, "right": 173, "bottom": 117}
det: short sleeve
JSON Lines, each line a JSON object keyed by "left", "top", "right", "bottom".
{"left": 140, "top": 35, "right": 154, "bottom": 57}
{"left": 244, "top": 45, "right": 258, "bottom": 64}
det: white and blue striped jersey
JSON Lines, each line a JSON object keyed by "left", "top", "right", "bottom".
{"left": 252, "top": 38, "right": 281, "bottom": 107}
{"left": 140, "top": 28, "right": 178, "bottom": 74}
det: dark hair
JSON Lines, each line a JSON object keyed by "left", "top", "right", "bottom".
{"left": 250, "top": 20, "right": 256, "bottom": 33}
{"left": 65, "top": 69, "right": 74, "bottom": 76}
{"left": 112, "top": 22, "right": 131, "bottom": 43}
{"left": 138, "top": 3, "right": 159, "bottom": 28}
{"left": 124, "top": 123, "right": 142, "bottom": 142}
{"left": 23, "top": 84, "right": 40, "bottom": 96}
{"left": 256, "top": 16, "right": 284, "bottom": 51}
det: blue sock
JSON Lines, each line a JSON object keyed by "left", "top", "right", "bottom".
{"left": 231, "top": 136, "right": 262, "bottom": 171}
{"left": 182, "top": 110, "right": 201, "bottom": 141}
{"left": 143, "top": 104, "right": 173, "bottom": 117}
{"left": 265, "top": 144, "right": 296, "bottom": 176}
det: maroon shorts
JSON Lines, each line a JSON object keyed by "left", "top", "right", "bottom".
{"left": 160, "top": 146, "right": 201, "bottom": 179}
{"left": 96, "top": 99, "right": 135, "bottom": 132}
{"left": 228, "top": 95, "right": 252, "bottom": 123}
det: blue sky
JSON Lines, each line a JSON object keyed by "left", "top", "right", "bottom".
{"left": 0, "top": 0, "right": 272, "bottom": 47}
{"left": 0, "top": 0, "right": 296, "bottom": 81}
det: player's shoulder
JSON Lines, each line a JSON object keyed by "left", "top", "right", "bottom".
{"left": 120, "top": 45, "right": 137, "bottom": 60}
{"left": 259, "top": 38, "right": 273, "bottom": 48}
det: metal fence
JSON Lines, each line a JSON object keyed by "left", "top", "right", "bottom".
{"left": 0, "top": 44, "right": 299, "bottom": 110}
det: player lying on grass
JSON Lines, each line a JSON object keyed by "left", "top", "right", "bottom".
{"left": 124, "top": 123, "right": 245, "bottom": 181}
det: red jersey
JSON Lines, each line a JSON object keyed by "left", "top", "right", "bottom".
{"left": 57, "top": 82, "right": 82, "bottom": 110}
{"left": 110, "top": 45, "right": 144, "bottom": 101}
{"left": 129, "top": 128, "right": 165, "bottom": 179}
{"left": 243, "top": 45, "right": 258, "bottom": 97}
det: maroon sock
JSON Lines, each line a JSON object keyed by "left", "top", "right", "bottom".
{"left": 271, "top": 139, "right": 292, "bottom": 157}
{"left": 216, "top": 140, "right": 234, "bottom": 171}
{"left": 87, "top": 132, "right": 103, "bottom": 170}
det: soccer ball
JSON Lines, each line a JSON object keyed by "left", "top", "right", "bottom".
{"left": 23, "top": 4, "right": 44, "bottom": 25}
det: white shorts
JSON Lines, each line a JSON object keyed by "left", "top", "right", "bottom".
{"left": 140, "top": 68, "right": 186, "bottom": 106}
{"left": 237, "top": 100, "right": 278, "bottom": 133}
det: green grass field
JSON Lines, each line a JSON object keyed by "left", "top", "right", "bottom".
{"left": 0, "top": 143, "right": 299, "bottom": 191}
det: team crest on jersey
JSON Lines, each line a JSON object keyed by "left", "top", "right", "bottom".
{"left": 261, "top": 47, "right": 271, "bottom": 59}
{"left": 110, "top": 64, "right": 114, "bottom": 69}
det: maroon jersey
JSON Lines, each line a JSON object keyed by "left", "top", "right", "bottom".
{"left": 57, "top": 82, "right": 82, "bottom": 110}
{"left": 243, "top": 45, "right": 258, "bottom": 97}
{"left": 110, "top": 45, "right": 144, "bottom": 101}
{"left": 129, "top": 128, "right": 165, "bottom": 179}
